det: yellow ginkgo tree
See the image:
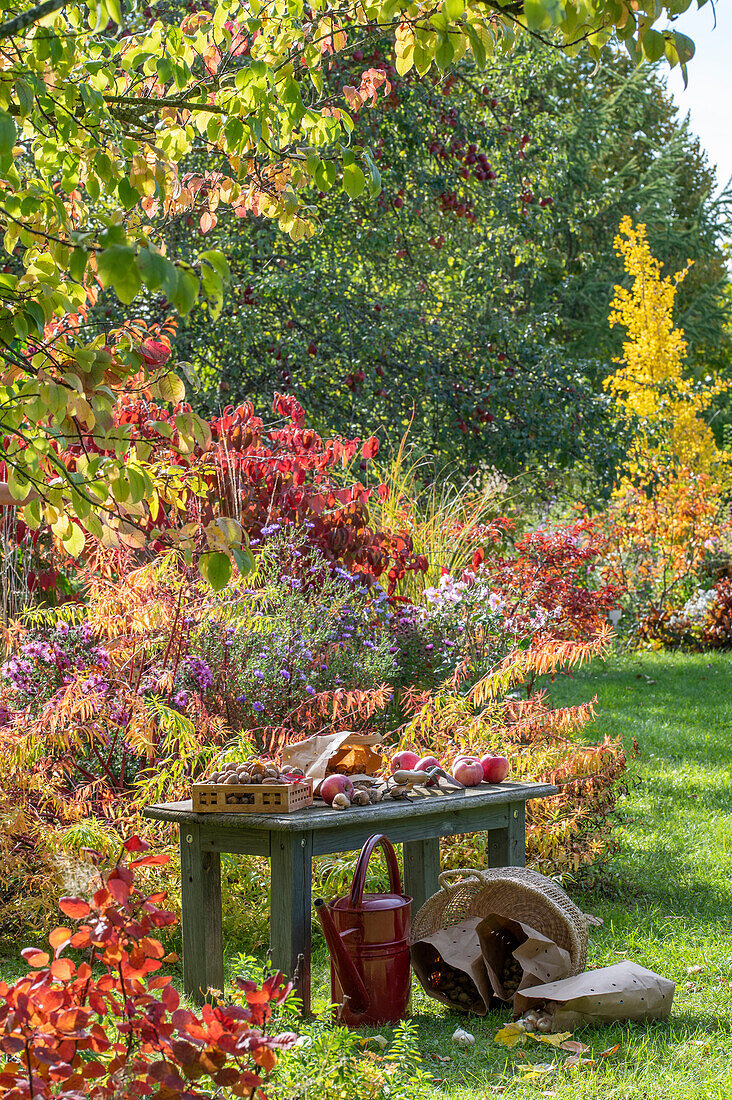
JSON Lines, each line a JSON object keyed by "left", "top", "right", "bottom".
{"left": 605, "top": 216, "right": 729, "bottom": 483}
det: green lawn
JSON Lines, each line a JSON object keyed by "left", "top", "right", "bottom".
{"left": 295, "top": 650, "right": 732, "bottom": 1099}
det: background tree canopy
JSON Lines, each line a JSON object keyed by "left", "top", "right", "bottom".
{"left": 155, "top": 41, "right": 730, "bottom": 484}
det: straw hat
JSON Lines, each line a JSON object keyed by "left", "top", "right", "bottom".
{"left": 411, "top": 866, "right": 594, "bottom": 974}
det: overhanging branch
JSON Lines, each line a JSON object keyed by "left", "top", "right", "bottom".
{"left": 0, "top": 0, "right": 67, "bottom": 40}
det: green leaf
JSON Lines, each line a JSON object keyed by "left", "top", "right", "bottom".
{"left": 138, "top": 247, "right": 172, "bottom": 292}
{"left": 69, "top": 248, "right": 88, "bottom": 284}
{"left": 232, "top": 547, "right": 255, "bottom": 576}
{"left": 172, "top": 268, "right": 199, "bottom": 315}
{"left": 97, "top": 244, "right": 141, "bottom": 304}
{"left": 62, "top": 523, "right": 86, "bottom": 559}
{"left": 118, "top": 178, "right": 140, "bottom": 210}
{"left": 152, "top": 371, "right": 186, "bottom": 404}
{"left": 199, "top": 551, "right": 232, "bottom": 590}
{"left": 343, "top": 162, "right": 365, "bottom": 199}
{"left": 672, "top": 30, "right": 695, "bottom": 65}
{"left": 642, "top": 28, "right": 665, "bottom": 63}
{"left": 0, "top": 110, "right": 16, "bottom": 156}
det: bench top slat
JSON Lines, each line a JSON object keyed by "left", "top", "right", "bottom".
{"left": 143, "top": 780, "right": 557, "bottom": 833}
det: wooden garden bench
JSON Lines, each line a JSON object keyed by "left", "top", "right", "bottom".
{"left": 144, "top": 779, "right": 556, "bottom": 1010}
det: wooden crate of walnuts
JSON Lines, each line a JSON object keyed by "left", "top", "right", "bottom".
{"left": 192, "top": 758, "right": 314, "bottom": 814}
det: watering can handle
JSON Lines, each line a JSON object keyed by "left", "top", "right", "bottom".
{"left": 349, "top": 833, "right": 402, "bottom": 907}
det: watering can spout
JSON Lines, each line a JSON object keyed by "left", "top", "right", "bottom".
{"left": 314, "top": 898, "right": 370, "bottom": 1014}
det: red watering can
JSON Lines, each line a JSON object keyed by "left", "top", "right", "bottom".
{"left": 314, "top": 833, "right": 412, "bottom": 1027}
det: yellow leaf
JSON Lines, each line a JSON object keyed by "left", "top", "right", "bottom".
{"left": 494, "top": 1023, "right": 526, "bottom": 1048}
{"left": 530, "top": 1031, "right": 574, "bottom": 1048}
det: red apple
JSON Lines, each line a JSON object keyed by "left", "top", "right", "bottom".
{"left": 390, "top": 750, "right": 420, "bottom": 773}
{"left": 452, "top": 759, "right": 483, "bottom": 786}
{"left": 480, "top": 755, "right": 510, "bottom": 784}
{"left": 453, "top": 754, "right": 480, "bottom": 768}
{"left": 320, "top": 774, "right": 355, "bottom": 805}
{"left": 415, "top": 754, "right": 440, "bottom": 787}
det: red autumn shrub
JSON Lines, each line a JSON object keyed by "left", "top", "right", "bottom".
{"left": 482, "top": 518, "right": 618, "bottom": 644}
{"left": 0, "top": 836, "right": 295, "bottom": 1099}
{"left": 701, "top": 577, "right": 732, "bottom": 648}
{"left": 112, "top": 390, "right": 428, "bottom": 594}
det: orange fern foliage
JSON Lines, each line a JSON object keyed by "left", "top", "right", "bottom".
{"left": 395, "top": 626, "right": 628, "bottom": 879}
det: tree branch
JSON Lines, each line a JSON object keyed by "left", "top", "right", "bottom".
{"left": 0, "top": 0, "right": 66, "bottom": 40}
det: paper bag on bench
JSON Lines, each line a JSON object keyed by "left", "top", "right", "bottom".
{"left": 280, "top": 730, "right": 384, "bottom": 787}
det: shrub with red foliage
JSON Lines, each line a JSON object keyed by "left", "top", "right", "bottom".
{"left": 484, "top": 518, "right": 618, "bottom": 641}
{"left": 702, "top": 577, "right": 732, "bottom": 648}
{"left": 113, "top": 390, "right": 428, "bottom": 593}
{"left": 0, "top": 837, "right": 295, "bottom": 1100}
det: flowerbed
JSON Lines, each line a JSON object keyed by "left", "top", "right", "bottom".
{"left": 0, "top": 493, "right": 629, "bottom": 935}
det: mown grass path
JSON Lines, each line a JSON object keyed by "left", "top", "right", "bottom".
{"left": 407, "top": 649, "right": 732, "bottom": 1098}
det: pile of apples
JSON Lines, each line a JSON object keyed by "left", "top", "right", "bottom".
{"left": 390, "top": 750, "right": 509, "bottom": 787}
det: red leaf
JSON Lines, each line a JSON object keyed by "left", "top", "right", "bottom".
{"left": 129, "top": 853, "right": 170, "bottom": 868}
{"left": 59, "top": 897, "right": 91, "bottom": 920}
{"left": 21, "top": 948, "right": 50, "bottom": 968}
{"left": 49, "top": 927, "right": 72, "bottom": 955}
{"left": 123, "top": 835, "right": 150, "bottom": 853}
{"left": 50, "top": 958, "right": 75, "bottom": 981}
{"left": 361, "top": 436, "right": 379, "bottom": 460}
{"left": 140, "top": 339, "right": 171, "bottom": 366}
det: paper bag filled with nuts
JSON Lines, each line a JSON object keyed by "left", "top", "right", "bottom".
{"left": 411, "top": 917, "right": 495, "bottom": 1015}
{"left": 513, "top": 962, "right": 675, "bottom": 1031}
{"left": 477, "top": 914, "right": 573, "bottom": 1003}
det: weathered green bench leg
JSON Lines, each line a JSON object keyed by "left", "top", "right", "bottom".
{"left": 403, "top": 837, "right": 441, "bottom": 915}
{"left": 270, "top": 831, "right": 313, "bottom": 1013}
{"left": 487, "top": 802, "right": 526, "bottom": 867}
{"left": 180, "top": 823, "right": 223, "bottom": 1005}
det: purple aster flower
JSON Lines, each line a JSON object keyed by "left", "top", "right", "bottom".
{"left": 305, "top": 685, "right": 316, "bottom": 696}
{"left": 173, "top": 690, "right": 190, "bottom": 708}
{"left": 254, "top": 670, "right": 265, "bottom": 680}
{"left": 185, "top": 656, "right": 214, "bottom": 691}
{"left": 81, "top": 673, "right": 108, "bottom": 693}
{"left": 55, "top": 621, "right": 69, "bottom": 636}
{"left": 92, "top": 646, "right": 110, "bottom": 669}
{"left": 252, "top": 701, "right": 265, "bottom": 712}
{"left": 260, "top": 523, "right": 281, "bottom": 537}
{"left": 280, "top": 669, "right": 291, "bottom": 681}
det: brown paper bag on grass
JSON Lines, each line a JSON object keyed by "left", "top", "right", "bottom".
{"left": 411, "top": 917, "right": 495, "bottom": 1015}
{"left": 478, "top": 914, "right": 572, "bottom": 1002}
{"left": 513, "top": 962, "right": 675, "bottom": 1029}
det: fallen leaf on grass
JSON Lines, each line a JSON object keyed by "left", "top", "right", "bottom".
{"left": 517, "top": 1062, "right": 557, "bottom": 1077}
{"left": 494, "top": 1022, "right": 527, "bottom": 1047}
{"left": 564, "top": 1055, "right": 595, "bottom": 1069}
{"left": 431, "top": 1054, "right": 452, "bottom": 1063}
{"left": 530, "top": 1032, "right": 573, "bottom": 1048}
{"left": 560, "top": 1041, "right": 591, "bottom": 1054}
{"left": 599, "top": 1044, "right": 621, "bottom": 1058}
{"left": 687, "top": 965, "right": 703, "bottom": 975}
